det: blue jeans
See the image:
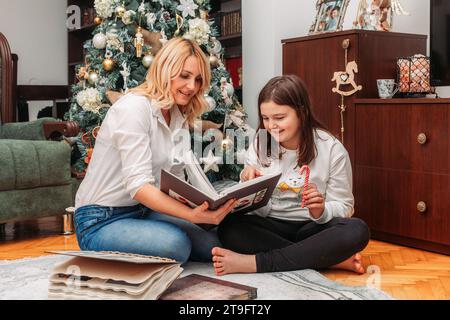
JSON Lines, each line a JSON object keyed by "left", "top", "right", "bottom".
{"left": 74, "top": 204, "right": 221, "bottom": 264}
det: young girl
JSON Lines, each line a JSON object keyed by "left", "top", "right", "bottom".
{"left": 212, "top": 75, "right": 370, "bottom": 275}
{"left": 75, "top": 38, "right": 237, "bottom": 264}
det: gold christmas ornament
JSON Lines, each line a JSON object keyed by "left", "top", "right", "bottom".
{"left": 209, "top": 55, "right": 220, "bottom": 68}
{"left": 174, "top": 14, "right": 184, "bottom": 36}
{"left": 115, "top": 5, "right": 126, "bottom": 18}
{"left": 102, "top": 58, "right": 115, "bottom": 71}
{"left": 94, "top": 16, "right": 102, "bottom": 25}
{"left": 142, "top": 53, "right": 154, "bottom": 68}
{"left": 88, "top": 71, "right": 99, "bottom": 84}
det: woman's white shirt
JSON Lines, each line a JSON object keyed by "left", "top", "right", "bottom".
{"left": 245, "top": 129, "right": 354, "bottom": 224}
{"left": 75, "top": 93, "right": 188, "bottom": 209}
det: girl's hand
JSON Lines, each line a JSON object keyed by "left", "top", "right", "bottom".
{"left": 302, "top": 184, "right": 325, "bottom": 219}
{"left": 190, "top": 199, "right": 238, "bottom": 225}
{"left": 241, "top": 165, "right": 263, "bottom": 181}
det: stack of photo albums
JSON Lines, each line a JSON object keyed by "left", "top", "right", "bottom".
{"left": 47, "top": 251, "right": 183, "bottom": 300}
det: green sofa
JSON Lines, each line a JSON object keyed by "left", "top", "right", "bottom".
{"left": 0, "top": 118, "right": 81, "bottom": 226}
{"left": 0, "top": 31, "right": 81, "bottom": 232}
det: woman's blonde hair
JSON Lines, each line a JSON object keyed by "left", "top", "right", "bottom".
{"left": 131, "top": 37, "right": 211, "bottom": 124}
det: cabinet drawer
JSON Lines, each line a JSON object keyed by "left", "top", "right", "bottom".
{"left": 355, "top": 104, "right": 449, "bottom": 174}
{"left": 354, "top": 166, "right": 450, "bottom": 245}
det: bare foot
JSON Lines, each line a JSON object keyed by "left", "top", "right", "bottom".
{"left": 330, "top": 253, "right": 365, "bottom": 274}
{"left": 211, "top": 247, "right": 257, "bottom": 276}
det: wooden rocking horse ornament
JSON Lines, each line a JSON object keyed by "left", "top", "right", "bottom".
{"left": 331, "top": 60, "right": 363, "bottom": 96}
{"left": 331, "top": 39, "right": 363, "bottom": 144}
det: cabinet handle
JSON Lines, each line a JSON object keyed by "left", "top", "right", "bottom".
{"left": 417, "top": 133, "right": 427, "bottom": 145}
{"left": 417, "top": 201, "right": 427, "bottom": 214}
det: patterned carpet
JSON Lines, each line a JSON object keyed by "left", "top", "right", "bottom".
{"left": 0, "top": 254, "right": 393, "bottom": 300}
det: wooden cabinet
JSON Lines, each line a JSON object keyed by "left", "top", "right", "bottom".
{"left": 354, "top": 99, "right": 450, "bottom": 254}
{"left": 355, "top": 100, "right": 449, "bottom": 174}
{"left": 282, "top": 31, "right": 450, "bottom": 255}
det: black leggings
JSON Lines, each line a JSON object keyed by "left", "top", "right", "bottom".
{"left": 217, "top": 214, "right": 370, "bottom": 273}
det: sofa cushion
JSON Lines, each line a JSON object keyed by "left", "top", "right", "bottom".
{"left": 0, "top": 184, "right": 73, "bottom": 223}
{"left": 0, "top": 139, "right": 71, "bottom": 191}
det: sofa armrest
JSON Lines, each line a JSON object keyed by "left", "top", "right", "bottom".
{"left": 43, "top": 120, "right": 80, "bottom": 140}
{"left": 1, "top": 118, "right": 80, "bottom": 141}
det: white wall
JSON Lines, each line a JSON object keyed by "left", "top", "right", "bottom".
{"left": 241, "top": 0, "right": 277, "bottom": 128}
{"left": 0, "top": 0, "right": 68, "bottom": 120}
{"left": 243, "top": 0, "right": 447, "bottom": 128}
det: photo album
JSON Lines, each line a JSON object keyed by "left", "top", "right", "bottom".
{"left": 46, "top": 250, "right": 183, "bottom": 300}
{"left": 160, "top": 151, "right": 281, "bottom": 215}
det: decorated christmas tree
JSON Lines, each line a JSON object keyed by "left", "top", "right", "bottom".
{"left": 67, "top": 0, "right": 249, "bottom": 181}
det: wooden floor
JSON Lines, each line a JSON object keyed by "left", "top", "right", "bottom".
{"left": 1, "top": 216, "right": 449, "bottom": 300}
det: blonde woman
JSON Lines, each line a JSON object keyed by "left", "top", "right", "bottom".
{"left": 75, "top": 38, "right": 238, "bottom": 263}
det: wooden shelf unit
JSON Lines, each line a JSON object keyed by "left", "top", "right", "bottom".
{"left": 210, "top": 0, "right": 242, "bottom": 59}
{"left": 67, "top": 0, "right": 95, "bottom": 86}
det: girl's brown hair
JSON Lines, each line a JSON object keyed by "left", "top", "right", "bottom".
{"left": 256, "top": 74, "right": 328, "bottom": 168}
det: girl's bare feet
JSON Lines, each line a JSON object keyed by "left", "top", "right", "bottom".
{"left": 211, "top": 247, "right": 257, "bottom": 276}
{"left": 330, "top": 253, "right": 365, "bottom": 274}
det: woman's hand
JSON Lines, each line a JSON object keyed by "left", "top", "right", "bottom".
{"left": 302, "top": 184, "right": 325, "bottom": 219}
{"left": 241, "top": 165, "right": 263, "bottom": 182}
{"left": 190, "top": 199, "right": 238, "bottom": 225}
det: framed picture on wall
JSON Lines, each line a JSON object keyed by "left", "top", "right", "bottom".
{"left": 309, "top": 0, "right": 350, "bottom": 34}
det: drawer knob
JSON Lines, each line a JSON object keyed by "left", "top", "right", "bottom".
{"left": 417, "top": 133, "right": 427, "bottom": 145}
{"left": 417, "top": 201, "right": 427, "bottom": 214}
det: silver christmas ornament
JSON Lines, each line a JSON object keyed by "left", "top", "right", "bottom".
{"left": 142, "top": 53, "right": 154, "bottom": 68}
{"left": 224, "top": 82, "right": 234, "bottom": 97}
{"left": 88, "top": 71, "right": 99, "bottom": 85}
{"left": 93, "top": 33, "right": 107, "bottom": 49}
{"left": 204, "top": 95, "right": 217, "bottom": 112}
{"left": 210, "top": 38, "right": 222, "bottom": 55}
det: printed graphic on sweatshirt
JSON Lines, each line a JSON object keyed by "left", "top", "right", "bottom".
{"left": 271, "top": 168, "right": 307, "bottom": 209}
{"left": 277, "top": 169, "right": 306, "bottom": 194}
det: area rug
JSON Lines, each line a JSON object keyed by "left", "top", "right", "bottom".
{"left": 0, "top": 255, "right": 392, "bottom": 300}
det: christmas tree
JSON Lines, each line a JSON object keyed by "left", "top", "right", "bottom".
{"left": 67, "top": 0, "right": 250, "bottom": 181}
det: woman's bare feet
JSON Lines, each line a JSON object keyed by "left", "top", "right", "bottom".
{"left": 330, "top": 253, "right": 365, "bottom": 274}
{"left": 211, "top": 247, "right": 257, "bottom": 276}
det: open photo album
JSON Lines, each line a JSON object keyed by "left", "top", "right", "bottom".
{"left": 46, "top": 251, "right": 183, "bottom": 300}
{"left": 160, "top": 150, "right": 281, "bottom": 215}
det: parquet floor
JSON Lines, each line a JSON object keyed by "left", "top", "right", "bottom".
{"left": 1, "top": 216, "right": 449, "bottom": 300}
